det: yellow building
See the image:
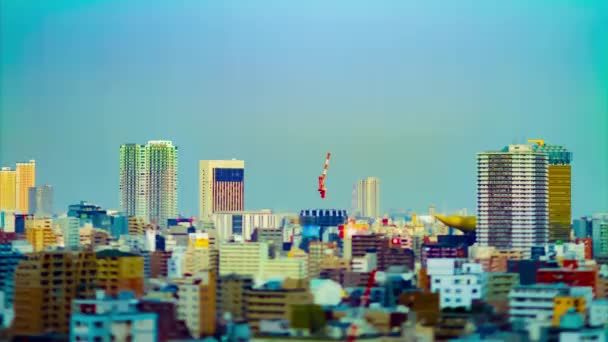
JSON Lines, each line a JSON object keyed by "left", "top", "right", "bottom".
{"left": 96, "top": 250, "right": 145, "bottom": 297}
{"left": 553, "top": 296, "right": 586, "bottom": 326}
{"left": 25, "top": 217, "right": 56, "bottom": 252}
{"left": 128, "top": 216, "right": 147, "bottom": 235}
{"left": 16, "top": 160, "right": 35, "bottom": 213}
{"left": 548, "top": 164, "right": 571, "bottom": 242}
{"left": 0, "top": 167, "right": 16, "bottom": 210}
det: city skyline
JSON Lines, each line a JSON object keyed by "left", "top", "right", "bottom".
{"left": 1, "top": 1, "right": 607, "bottom": 217}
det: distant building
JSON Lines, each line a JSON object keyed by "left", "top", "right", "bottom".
{"left": 199, "top": 160, "right": 245, "bottom": 220}
{"left": 96, "top": 250, "right": 145, "bottom": 298}
{"left": 531, "top": 142, "right": 572, "bottom": 243}
{"left": 245, "top": 285, "right": 313, "bottom": 334}
{"left": 28, "top": 185, "right": 53, "bottom": 217}
{"left": 70, "top": 291, "right": 158, "bottom": 342}
{"left": 356, "top": 177, "right": 380, "bottom": 218}
{"left": 427, "top": 259, "right": 483, "bottom": 309}
{"left": 218, "top": 274, "right": 253, "bottom": 322}
{"left": 477, "top": 144, "right": 548, "bottom": 257}
{"left": 219, "top": 242, "right": 268, "bottom": 278}
{"left": 592, "top": 214, "right": 608, "bottom": 258}
{"left": 68, "top": 201, "right": 112, "bottom": 231}
{"left": 24, "top": 217, "right": 55, "bottom": 252}
{"left": 120, "top": 141, "right": 178, "bottom": 228}
{"left": 0, "top": 167, "right": 16, "bottom": 211}
{"left": 15, "top": 160, "right": 35, "bottom": 214}
{"left": 212, "top": 210, "right": 282, "bottom": 242}
{"left": 58, "top": 216, "right": 80, "bottom": 250}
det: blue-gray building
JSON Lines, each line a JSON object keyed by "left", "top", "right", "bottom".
{"left": 0, "top": 243, "right": 25, "bottom": 307}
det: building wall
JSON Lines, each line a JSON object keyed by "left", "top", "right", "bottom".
{"left": 15, "top": 161, "right": 35, "bottom": 214}
{"left": 25, "top": 218, "right": 55, "bottom": 252}
{"left": 175, "top": 272, "right": 216, "bottom": 338}
{"left": 547, "top": 165, "right": 571, "bottom": 242}
{"left": 219, "top": 242, "right": 268, "bottom": 277}
{"left": 262, "top": 257, "right": 308, "bottom": 280}
{"left": 96, "top": 254, "right": 145, "bottom": 298}
{"left": 145, "top": 141, "right": 178, "bottom": 228}
{"left": 219, "top": 275, "right": 253, "bottom": 322}
{"left": 356, "top": 177, "right": 380, "bottom": 218}
{"left": 0, "top": 168, "right": 16, "bottom": 211}
{"left": 477, "top": 145, "right": 548, "bottom": 256}
{"left": 199, "top": 160, "right": 245, "bottom": 220}
{"left": 245, "top": 289, "right": 313, "bottom": 333}
{"left": 553, "top": 296, "right": 585, "bottom": 326}
{"left": 482, "top": 273, "right": 519, "bottom": 302}
{"left": 119, "top": 144, "right": 146, "bottom": 219}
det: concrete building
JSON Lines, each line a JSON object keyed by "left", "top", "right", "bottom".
{"left": 356, "top": 177, "right": 380, "bottom": 218}
{"left": 96, "top": 250, "right": 145, "bottom": 298}
{"left": 589, "top": 299, "right": 608, "bottom": 327}
{"left": 427, "top": 259, "right": 483, "bottom": 309}
{"left": 57, "top": 216, "right": 80, "bottom": 250}
{"left": 245, "top": 286, "right": 313, "bottom": 333}
{"left": 508, "top": 283, "right": 572, "bottom": 326}
{"left": 70, "top": 291, "right": 157, "bottom": 342}
{"left": 262, "top": 257, "right": 308, "bottom": 280}
{"left": 592, "top": 214, "right": 608, "bottom": 258}
{"left": 68, "top": 201, "right": 112, "bottom": 231}
{"left": 150, "top": 251, "right": 172, "bottom": 278}
{"left": 482, "top": 272, "right": 520, "bottom": 302}
{"left": 13, "top": 251, "right": 98, "bottom": 335}
{"left": 174, "top": 272, "right": 216, "bottom": 338}
{"left": 308, "top": 242, "right": 337, "bottom": 279}
{"left": 15, "top": 160, "right": 35, "bottom": 214}
{"left": 0, "top": 243, "right": 25, "bottom": 307}
{"left": 212, "top": 210, "right": 282, "bottom": 242}
{"left": 28, "top": 185, "right": 53, "bottom": 217}
{"left": 199, "top": 160, "right": 245, "bottom": 220}
{"left": 531, "top": 142, "right": 572, "bottom": 242}
{"left": 219, "top": 242, "right": 268, "bottom": 277}
{"left": 119, "top": 143, "right": 146, "bottom": 219}
{"left": 0, "top": 167, "right": 16, "bottom": 211}
{"left": 24, "top": 217, "right": 55, "bottom": 252}
{"left": 218, "top": 274, "right": 253, "bottom": 322}
{"left": 477, "top": 144, "right": 548, "bottom": 257}
{"left": 145, "top": 141, "right": 178, "bottom": 228}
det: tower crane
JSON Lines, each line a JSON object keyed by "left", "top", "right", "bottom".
{"left": 346, "top": 269, "right": 381, "bottom": 342}
{"left": 318, "top": 152, "right": 331, "bottom": 199}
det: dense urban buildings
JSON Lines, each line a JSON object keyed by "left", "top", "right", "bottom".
{"left": 356, "top": 177, "right": 380, "bottom": 218}
{"left": 477, "top": 144, "right": 549, "bottom": 256}
{"left": 199, "top": 160, "right": 245, "bottom": 220}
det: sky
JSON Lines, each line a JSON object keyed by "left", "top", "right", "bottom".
{"left": 1, "top": 0, "right": 607, "bottom": 218}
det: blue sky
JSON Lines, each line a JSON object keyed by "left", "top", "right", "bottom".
{"left": 1, "top": 0, "right": 607, "bottom": 217}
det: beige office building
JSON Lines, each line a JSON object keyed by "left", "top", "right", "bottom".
{"left": 356, "top": 177, "right": 380, "bottom": 218}
{"left": 219, "top": 242, "right": 268, "bottom": 277}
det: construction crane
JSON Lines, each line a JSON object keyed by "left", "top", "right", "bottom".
{"left": 346, "top": 269, "right": 380, "bottom": 342}
{"left": 318, "top": 152, "right": 331, "bottom": 199}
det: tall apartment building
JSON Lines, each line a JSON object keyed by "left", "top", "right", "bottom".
{"left": 119, "top": 141, "right": 178, "bottom": 228}
{"left": 0, "top": 167, "right": 16, "bottom": 211}
{"left": 28, "top": 185, "right": 53, "bottom": 217}
{"left": 199, "top": 160, "right": 245, "bottom": 220}
{"left": 477, "top": 144, "right": 548, "bottom": 256}
{"left": 25, "top": 217, "right": 56, "bottom": 252}
{"left": 531, "top": 141, "right": 572, "bottom": 242}
{"left": 119, "top": 144, "right": 146, "bottom": 218}
{"left": 174, "top": 272, "right": 216, "bottom": 338}
{"left": 12, "top": 251, "right": 98, "bottom": 335}
{"left": 356, "top": 177, "right": 380, "bottom": 218}
{"left": 96, "top": 250, "right": 145, "bottom": 298}
{"left": 15, "top": 160, "right": 35, "bottom": 214}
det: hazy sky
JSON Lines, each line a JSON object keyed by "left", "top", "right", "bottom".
{"left": 1, "top": 0, "right": 607, "bottom": 217}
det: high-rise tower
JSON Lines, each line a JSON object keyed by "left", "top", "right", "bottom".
{"left": 28, "top": 184, "right": 54, "bottom": 217}
{"left": 356, "top": 177, "right": 380, "bottom": 218}
{"left": 530, "top": 141, "right": 572, "bottom": 243}
{"left": 145, "top": 141, "right": 178, "bottom": 228}
{"left": 199, "top": 160, "right": 245, "bottom": 220}
{"left": 120, "top": 144, "right": 146, "bottom": 218}
{"left": 0, "top": 167, "right": 16, "bottom": 210}
{"left": 119, "top": 141, "right": 178, "bottom": 228}
{"left": 477, "top": 144, "right": 548, "bottom": 256}
{"left": 16, "top": 160, "right": 35, "bottom": 213}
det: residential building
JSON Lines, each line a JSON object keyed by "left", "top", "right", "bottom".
{"left": 218, "top": 274, "right": 253, "bottom": 322}
{"left": 119, "top": 143, "right": 146, "bottom": 218}
{"left": 219, "top": 242, "right": 268, "bottom": 277}
{"left": 308, "top": 242, "right": 337, "bottom": 279}
{"left": 477, "top": 144, "right": 548, "bottom": 257}
{"left": 199, "top": 160, "right": 245, "bottom": 220}
{"left": 509, "top": 283, "right": 572, "bottom": 326}
{"left": 57, "top": 216, "right": 80, "bottom": 250}
{"left": 174, "top": 272, "right": 216, "bottom": 338}
{"left": 137, "top": 299, "right": 191, "bottom": 342}
{"left": 150, "top": 251, "right": 172, "bottom": 278}
{"left": 145, "top": 141, "right": 178, "bottom": 228}
{"left": 245, "top": 286, "right": 313, "bottom": 333}
{"left": 482, "top": 272, "right": 520, "bottom": 302}
{"left": 96, "top": 250, "right": 145, "bottom": 298}
{"left": 70, "top": 291, "right": 157, "bottom": 342}
{"left": 262, "top": 257, "right": 308, "bottom": 280}
{"left": 28, "top": 185, "right": 53, "bottom": 217}
{"left": 15, "top": 160, "right": 35, "bottom": 214}
{"left": 25, "top": 217, "right": 55, "bottom": 252}
{"left": 0, "top": 167, "right": 16, "bottom": 211}
{"left": 589, "top": 299, "right": 608, "bottom": 327}
{"left": 592, "top": 214, "right": 608, "bottom": 258}
{"left": 427, "top": 259, "right": 483, "bottom": 309}
{"left": 12, "top": 251, "right": 98, "bottom": 335}
{"left": 212, "top": 210, "right": 282, "bottom": 242}
{"left": 0, "top": 243, "right": 25, "bottom": 307}
{"left": 356, "top": 177, "right": 380, "bottom": 218}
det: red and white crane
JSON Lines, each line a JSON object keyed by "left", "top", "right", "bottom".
{"left": 346, "top": 269, "right": 381, "bottom": 342}
{"left": 318, "top": 152, "right": 331, "bottom": 199}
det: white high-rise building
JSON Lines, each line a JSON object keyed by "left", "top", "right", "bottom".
{"left": 477, "top": 144, "right": 548, "bottom": 256}
{"left": 119, "top": 144, "right": 146, "bottom": 218}
{"left": 119, "top": 141, "right": 178, "bottom": 228}
{"left": 28, "top": 185, "right": 54, "bottom": 217}
{"left": 199, "top": 160, "right": 245, "bottom": 220}
{"left": 356, "top": 177, "right": 380, "bottom": 218}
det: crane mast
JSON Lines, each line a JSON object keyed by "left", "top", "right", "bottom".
{"left": 318, "top": 152, "right": 331, "bottom": 198}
